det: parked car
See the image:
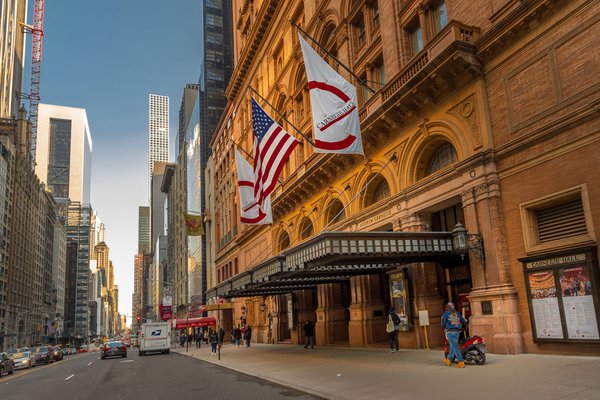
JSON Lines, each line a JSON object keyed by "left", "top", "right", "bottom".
{"left": 52, "top": 347, "right": 64, "bottom": 361}
{"left": 77, "top": 345, "right": 88, "bottom": 353}
{"left": 12, "top": 351, "right": 36, "bottom": 370}
{"left": 101, "top": 341, "right": 127, "bottom": 359}
{"left": 0, "top": 352, "right": 15, "bottom": 377}
{"left": 34, "top": 346, "right": 54, "bottom": 365}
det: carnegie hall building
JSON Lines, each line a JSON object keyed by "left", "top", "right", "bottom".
{"left": 206, "top": 0, "right": 600, "bottom": 355}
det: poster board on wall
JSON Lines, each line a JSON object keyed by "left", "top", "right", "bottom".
{"left": 389, "top": 270, "right": 410, "bottom": 331}
{"left": 521, "top": 249, "right": 600, "bottom": 342}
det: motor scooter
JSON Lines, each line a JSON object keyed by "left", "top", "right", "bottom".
{"left": 443, "top": 331, "right": 486, "bottom": 365}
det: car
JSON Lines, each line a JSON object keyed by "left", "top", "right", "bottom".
{"left": 34, "top": 346, "right": 54, "bottom": 365}
{"left": 0, "top": 352, "right": 15, "bottom": 377}
{"left": 12, "top": 351, "right": 36, "bottom": 370}
{"left": 51, "top": 346, "right": 64, "bottom": 361}
{"left": 77, "top": 344, "right": 88, "bottom": 353}
{"left": 100, "top": 341, "right": 127, "bottom": 360}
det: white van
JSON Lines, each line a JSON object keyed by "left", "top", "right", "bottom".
{"left": 139, "top": 322, "right": 171, "bottom": 356}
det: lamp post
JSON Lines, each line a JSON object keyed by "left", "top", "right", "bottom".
{"left": 452, "top": 223, "right": 485, "bottom": 266}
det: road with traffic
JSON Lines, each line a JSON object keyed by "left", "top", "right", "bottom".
{"left": 1, "top": 350, "right": 319, "bottom": 400}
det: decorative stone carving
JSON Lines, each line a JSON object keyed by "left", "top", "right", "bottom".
{"left": 448, "top": 94, "right": 482, "bottom": 149}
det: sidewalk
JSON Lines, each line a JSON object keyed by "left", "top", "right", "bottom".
{"left": 173, "top": 343, "right": 600, "bottom": 400}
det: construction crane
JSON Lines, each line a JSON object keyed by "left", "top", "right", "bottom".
{"left": 20, "top": 0, "right": 45, "bottom": 166}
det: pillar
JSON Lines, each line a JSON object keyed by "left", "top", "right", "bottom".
{"left": 348, "top": 275, "right": 387, "bottom": 346}
{"left": 315, "top": 283, "right": 348, "bottom": 345}
{"left": 462, "top": 176, "right": 524, "bottom": 354}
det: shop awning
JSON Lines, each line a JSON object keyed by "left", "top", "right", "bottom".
{"left": 174, "top": 316, "right": 216, "bottom": 329}
{"left": 207, "top": 230, "right": 459, "bottom": 299}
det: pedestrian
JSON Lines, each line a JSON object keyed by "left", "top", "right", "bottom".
{"left": 303, "top": 320, "right": 315, "bottom": 349}
{"left": 203, "top": 329, "right": 209, "bottom": 345}
{"left": 441, "top": 302, "right": 468, "bottom": 368}
{"left": 179, "top": 333, "right": 185, "bottom": 348}
{"left": 386, "top": 307, "right": 401, "bottom": 353}
{"left": 195, "top": 332, "right": 201, "bottom": 348}
{"left": 233, "top": 325, "right": 242, "bottom": 348}
{"left": 209, "top": 329, "right": 218, "bottom": 356}
{"left": 218, "top": 326, "right": 225, "bottom": 346}
{"left": 243, "top": 324, "right": 252, "bottom": 348}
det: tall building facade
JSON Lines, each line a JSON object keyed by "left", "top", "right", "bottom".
{"left": 194, "top": 0, "right": 234, "bottom": 305}
{"left": 206, "top": 0, "right": 600, "bottom": 356}
{"left": 138, "top": 206, "right": 151, "bottom": 254}
{"left": 149, "top": 94, "right": 169, "bottom": 190}
{"left": 0, "top": 136, "right": 14, "bottom": 346}
{"left": 0, "top": 0, "right": 27, "bottom": 119}
{"left": 35, "top": 104, "right": 92, "bottom": 206}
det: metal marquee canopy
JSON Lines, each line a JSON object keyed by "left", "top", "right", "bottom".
{"left": 207, "top": 230, "right": 461, "bottom": 299}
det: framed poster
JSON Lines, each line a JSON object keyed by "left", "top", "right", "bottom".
{"left": 286, "top": 294, "right": 294, "bottom": 330}
{"left": 527, "top": 271, "right": 563, "bottom": 339}
{"left": 389, "top": 270, "right": 410, "bottom": 331}
{"left": 521, "top": 248, "right": 600, "bottom": 342}
{"left": 559, "top": 266, "right": 599, "bottom": 340}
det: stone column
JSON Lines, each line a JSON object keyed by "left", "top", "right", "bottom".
{"left": 294, "top": 289, "right": 317, "bottom": 345}
{"left": 315, "top": 283, "right": 348, "bottom": 345}
{"left": 348, "top": 275, "right": 387, "bottom": 346}
{"left": 461, "top": 176, "right": 524, "bottom": 354}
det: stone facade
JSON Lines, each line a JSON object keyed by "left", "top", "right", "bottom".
{"left": 207, "top": 0, "right": 600, "bottom": 355}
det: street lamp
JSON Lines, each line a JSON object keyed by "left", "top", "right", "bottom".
{"left": 452, "top": 223, "right": 485, "bottom": 266}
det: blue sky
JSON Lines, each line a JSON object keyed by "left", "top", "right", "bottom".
{"left": 28, "top": 1, "right": 202, "bottom": 323}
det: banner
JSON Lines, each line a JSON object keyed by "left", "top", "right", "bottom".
{"left": 235, "top": 149, "right": 273, "bottom": 224}
{"left": 298, "top": 33, "right": 364, "bottom": 155}
{"left": 184, "top": 212, "right": 204, "bottom": 236}
{"left": 160, "top": 305, "right": 172, "bottom": 321}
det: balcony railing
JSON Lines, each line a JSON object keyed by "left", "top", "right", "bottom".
{"left": 359, "top": 21, "right": 480, "bottom": 123}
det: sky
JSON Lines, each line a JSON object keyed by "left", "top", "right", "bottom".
{"left": 27, "top": 1, "right": 202, "bottom": 324}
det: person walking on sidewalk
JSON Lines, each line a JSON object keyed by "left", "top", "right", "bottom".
{"left": 195, "top": 332, "right": 202, "bottom": 348}
{"left": 387, "top": 307, "right": 401, "bottom": 353}
{"left": 209, "top": 329, "right": 219, "bottom": 356}
{"left": 441, "top": 302, "right": 468, "bottom": 368}
{"left": 233, "top": 325, "right": 242, "bottom": 348}
{"left": 243, "top": 324, "right": 252, "bottom": 348}
{"left": 303, "top": 320, "right": 315, "bottom": 349}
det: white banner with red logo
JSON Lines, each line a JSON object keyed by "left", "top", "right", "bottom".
{"left": 235, "top": 149, "right": 273, "bottom": 225}
{"left": 299, "top": 33, "right": 364, "bottom": 155}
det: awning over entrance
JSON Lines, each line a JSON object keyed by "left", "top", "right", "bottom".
{"left": 174, "top": 317, "right": 216, "bottom": 329}
{"left": 207, "top": 230, "right": 459, "bottom": 299}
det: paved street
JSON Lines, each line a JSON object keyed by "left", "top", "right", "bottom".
{"left": 0, "top": 351, "right": 318, "bottom": 400}
{"left": 174, "top": 343, "right": 600, "bottom": 400}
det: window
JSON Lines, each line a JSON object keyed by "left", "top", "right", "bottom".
{"left": 371, "top": 1, "right": 380, "bottom": 29}
{"left": 327, "top": 200, "right": 345, "bottom": 225}
{"left": 372, "top": 180, "right": 390, "bottom": 203}
{"left": 433, "top": 1, "right": 448, "bottom": 33}
{"left": 520, "top": 186, "right": 595, "bottom": 253}
{"left": 299, "top": 218, "right": 314, "bottom": 240}
{"left": 355, "top": 14, "right": 366, "bottom": 47}
{"left": 409, "top": 23, "right": 423, "bottom": 55}
{"left": 373, "top": 57, "right": 385, "bottom": 87}
{"left": 427, "top": 142, "right": 457, "bottom": 175}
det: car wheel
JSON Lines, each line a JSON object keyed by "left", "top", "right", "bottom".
{"left": 101, "top": 355, "right": 105, "bottom": 360}
{"left": 166, "top": 349, "right": 170, "bottom": 354}
{"left": 8, "top": 367, "right": 14, "bottom": 375}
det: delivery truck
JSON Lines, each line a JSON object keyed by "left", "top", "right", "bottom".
{"left": 139, "top": 322, "right": 171, "bottom": 356}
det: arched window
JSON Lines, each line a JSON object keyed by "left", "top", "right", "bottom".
{"left": 278, "top": 231, "right": 290, "bottom": 252}
{"left": 293, "top": 68, "right": 306, "bottom": 124}
{"left": 327, "top": 199, "right": 345, "bottom": 226}
{"left": 298, "top": 217, "right": 314, "bottom": 240}
{"left": 364, "top": 176, "right": 391, "bottom": 207}
{"left": 426, "top": 142, "right": 457, "bottom": 175}
{"left": 320, "top": 24, "right": 338, "bottom": 69}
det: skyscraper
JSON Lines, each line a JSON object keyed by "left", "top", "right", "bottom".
{"left": 138, "top": 206, "right": 151, "bottom": 254}
{"left": 35, "top": 104, "right": 93, "bottom": 207}
{"left": 0, "top": 0, "right": 27, "bottom": 119}
{"left": 149, "top": 94, "right": 169, "bottom": 193}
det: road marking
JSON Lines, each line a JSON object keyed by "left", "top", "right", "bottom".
{"left": 65, "top": 374, "right": 75, "bottom": 380}
{"left": 87, "top": 362, "right": 92, "bottom": 366}
{"left": 120, "top": 360, "right": 134, "bottom": 363}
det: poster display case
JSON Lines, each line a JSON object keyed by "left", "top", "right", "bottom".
{"left": 521, "top": 248, "right": 600, "bottom": 342}
{"left": 389, "top": 270, "right": 411, "bottom": 331}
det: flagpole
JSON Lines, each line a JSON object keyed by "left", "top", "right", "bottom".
{"left": 290, "top": 20, "right": 376, "bottom": 94}
{"left": 247, "top": 85, "right": 316, "bottom": 147}
{"left": 229, "top": 138, "right": 253, "bottom": 161}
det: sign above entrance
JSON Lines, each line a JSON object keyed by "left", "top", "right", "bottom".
{"left": 357, "top": 209, "right": 392, "bottom": 229}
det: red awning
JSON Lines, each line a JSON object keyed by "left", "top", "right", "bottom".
{"left": 174, "top": 316, "right": 216, "bottom": 329}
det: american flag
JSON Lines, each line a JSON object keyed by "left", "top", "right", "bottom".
{"left": 252, "top": 97, "right": 298, "bottom": 210}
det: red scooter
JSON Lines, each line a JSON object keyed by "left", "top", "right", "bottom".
{"left": 443, "top": 331, "right": 486, "bottom": 365}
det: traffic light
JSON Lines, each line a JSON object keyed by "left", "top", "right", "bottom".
{"left": 137, "top": 315, "right": 141, "bottom": 324}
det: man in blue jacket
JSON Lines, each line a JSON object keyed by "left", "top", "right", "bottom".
{"left": 441, "top": 302, "right": 468, "bottom": 368}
